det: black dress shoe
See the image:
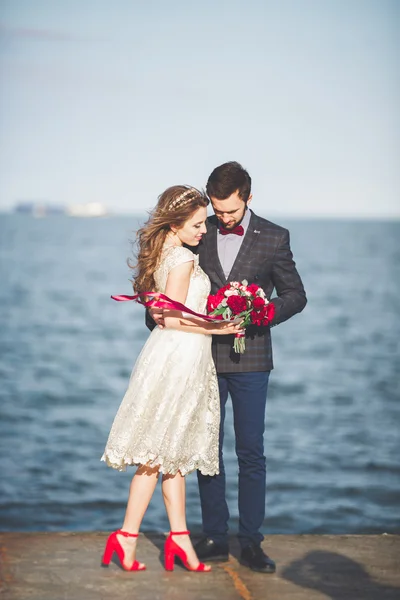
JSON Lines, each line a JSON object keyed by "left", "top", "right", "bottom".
{"left": 194, "top": 537, "right": 229, "bottom": 562}
{"left": 240, "top": 543, "right": 276, "bottom": 573}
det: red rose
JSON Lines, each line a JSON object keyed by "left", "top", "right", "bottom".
{"left": 250, "top": 306, "right": 267, "bottom": 325}
{"left": 266, "top": 302, "right": 275, "bottom": 319}
{"left": 226, "top": 295, "right": 247, "bottom": 315}
{"left": 262, "top": 302, "right": 275, "bottom": 325}
{"left": 252, "top": 297, "right": 265, "bottom": 311}
{"left": 207, "top": 294, "right": 221, "bottom": 312}
{"left": 247, "top": 283, "right": 260, "bottom": 296}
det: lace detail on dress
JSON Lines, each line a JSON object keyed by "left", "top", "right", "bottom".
{"left": 154, "top": 246, "right": 210, "bottom": 314}
{"left": 156, "top": 245, "right": 195, "bottom": 279}
{"left": 101, "top": 244, "right": 220, "bottom": 476}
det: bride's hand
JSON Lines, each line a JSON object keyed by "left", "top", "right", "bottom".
{"left": 149, "top": 307, "right": 165, "bottom": 329}
{"left": 212, "top": 320, "right": 244, "bottom": 336}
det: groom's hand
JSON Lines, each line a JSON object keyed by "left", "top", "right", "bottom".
{"left": 149, "top": 307, "right": 165, "bottom": 329}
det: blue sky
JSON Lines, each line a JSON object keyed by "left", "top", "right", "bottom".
{"left": 1, "top": 0, "right": 399, "bottom": 218}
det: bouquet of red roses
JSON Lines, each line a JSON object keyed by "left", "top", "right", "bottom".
{"left": 206, "top": 279, "right": 275, "bottom": 354}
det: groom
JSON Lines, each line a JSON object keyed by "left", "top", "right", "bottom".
{"left": 149, "top": 161, "right": 307, "bottom": 572}
{"left": 194, "top": 162, "right": 307, "bottom": 573}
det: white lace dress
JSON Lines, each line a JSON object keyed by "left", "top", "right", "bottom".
{"left": 101, "top": 245, "right": 220, "bottom": 476}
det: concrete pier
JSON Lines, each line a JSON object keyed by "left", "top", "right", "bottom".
{"left": 0, "top": 532, "right": 399, "bottom": 600}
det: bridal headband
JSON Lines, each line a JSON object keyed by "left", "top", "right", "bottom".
{"left": 167, "top": 188, "right": 199, "bottom": 211}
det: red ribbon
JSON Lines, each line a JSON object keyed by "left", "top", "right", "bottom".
{"left": 111, "top": 292, "right": 230, "bottom": 323}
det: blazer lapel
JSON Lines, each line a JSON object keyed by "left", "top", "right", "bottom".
{"left": 205, "top": 218, "right": 227, "bottom": 287}
{"left": 227, "top": 211, "right": 261, "bottom": 282}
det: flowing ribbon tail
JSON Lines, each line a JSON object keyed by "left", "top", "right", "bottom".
{"left": 111, "top": 292, "right": 226, "bottom": 323}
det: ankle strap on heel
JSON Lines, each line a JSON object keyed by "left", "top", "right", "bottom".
{"left": 117, "top": 529, "right": 139, "bottom": 537}
{"left": 170, "top": 530, "right": 190, "bottom": 535}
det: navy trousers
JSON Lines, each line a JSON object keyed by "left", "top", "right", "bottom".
{"left": 197, "top": 371, "right": 270, "bottom": 548}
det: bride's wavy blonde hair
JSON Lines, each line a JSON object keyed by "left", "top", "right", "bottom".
{"left": 131, "top": 185, "right": 209, "bottom": 293}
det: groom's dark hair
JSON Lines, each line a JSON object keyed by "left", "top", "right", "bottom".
{"left": 206, "top": 161, "right": 252, "bottom": 203}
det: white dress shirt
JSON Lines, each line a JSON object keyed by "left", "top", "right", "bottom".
{"left": 216, "top": 208, "right": 251, "bottom": 280}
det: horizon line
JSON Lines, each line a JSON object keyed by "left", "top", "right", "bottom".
{"left": 1, "top": 209, "right": 400, "bottom": 222}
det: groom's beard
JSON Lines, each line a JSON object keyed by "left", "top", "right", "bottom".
{"left": 217, "top": 205, "right": 248, "bottom": 230}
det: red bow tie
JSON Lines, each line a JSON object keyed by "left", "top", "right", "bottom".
{"left": 219, "top": 225, "right": 244, "bottom": 236}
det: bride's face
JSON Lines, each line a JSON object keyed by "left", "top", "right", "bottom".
{"left": 174, "top": 206, "right": 207, "bottom": 247}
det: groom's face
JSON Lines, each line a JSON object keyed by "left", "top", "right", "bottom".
{"left": 210, "top": 190, "right": 250, "bottom": 230}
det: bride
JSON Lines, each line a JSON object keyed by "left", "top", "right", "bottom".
{"left": 101, "top": 185, "right": 241, "bottom": 572}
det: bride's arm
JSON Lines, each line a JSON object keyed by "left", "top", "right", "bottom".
{"left": 163, "top": 261, "right": 239, "bottom": 336}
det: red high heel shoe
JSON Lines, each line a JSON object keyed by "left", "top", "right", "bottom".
{"left": 164, "top": 530, "right": 211, "bottom": 572}
{"left": 101, "top": 529, "right": 146, "bottom": 571}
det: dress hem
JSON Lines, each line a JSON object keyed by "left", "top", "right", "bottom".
{"left": 100, "top": 453, "right": 219, "bottom": 477}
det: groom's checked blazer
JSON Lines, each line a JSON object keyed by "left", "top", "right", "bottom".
{"left": 197, "top": 210, "right": 307, "bottom": 373}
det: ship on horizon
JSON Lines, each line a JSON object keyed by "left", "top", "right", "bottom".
{"left": 13, "top": 201, "right": 109, "bottom": 217}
